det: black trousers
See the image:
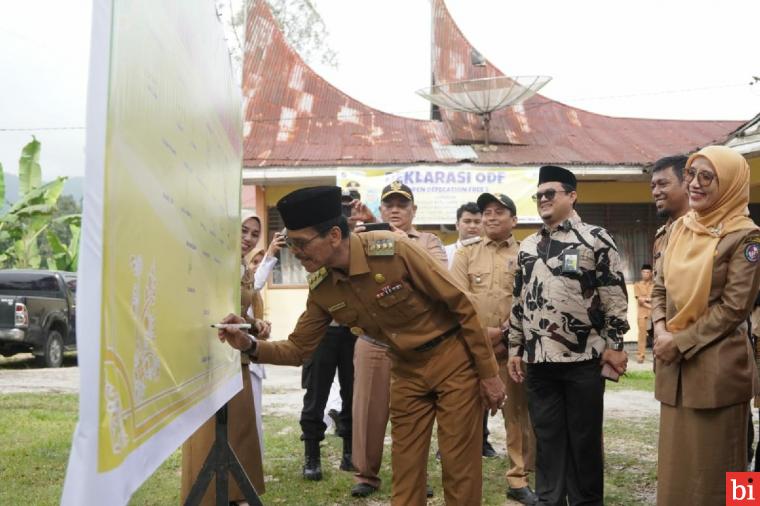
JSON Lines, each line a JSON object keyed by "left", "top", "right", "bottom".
{"left": 526, "top": 360, "right": 604, "bottom": 506}
{"left": 299, "top": 325, "right": 357, "bottom": 441}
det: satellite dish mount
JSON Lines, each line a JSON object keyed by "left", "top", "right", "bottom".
{"left": 416, "top": 75, "right": 552, "bottom": 150}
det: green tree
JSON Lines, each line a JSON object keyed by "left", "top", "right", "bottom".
{"left": 0, "top": 137, "right": 78, "bottom": 270}
{"left": 217, "top": 0, "right": 337, "bottom": 73}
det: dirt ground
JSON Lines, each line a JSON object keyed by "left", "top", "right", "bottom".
{"left": 0, "top": 353, "right": 660, "bottom": 424}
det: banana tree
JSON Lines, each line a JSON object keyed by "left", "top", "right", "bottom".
{"left": 0, "top": 137, "right": 69, "bottom": 268}
{"left": 46, "top": 215, "right": 81, "bottom": 271}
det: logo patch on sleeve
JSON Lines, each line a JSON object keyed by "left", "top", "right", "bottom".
{"left": 744, "top": 243, "right": 760, "bottom": 263}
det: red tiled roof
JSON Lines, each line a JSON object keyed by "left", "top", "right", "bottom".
{"left": 243, "top": 0, "right": 742, "bottom": 168}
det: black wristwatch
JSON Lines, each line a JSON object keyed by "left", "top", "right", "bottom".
{"left": 610, "top": 341, "right": 624, "bottom": 352}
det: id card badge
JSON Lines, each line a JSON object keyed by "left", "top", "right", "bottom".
{"left": 562, "top": 248, "right": 580, "bottom": 274}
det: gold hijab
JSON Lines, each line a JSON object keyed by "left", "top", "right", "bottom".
{"left": 663, "top": 146, "right": 757, "bottom": 331}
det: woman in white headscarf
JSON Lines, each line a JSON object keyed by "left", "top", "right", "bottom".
{"left": 180, "top": 210, "right": 274, "bottom": 505}
{"left": 240, "top": 210, "right": 284, "bottom": 450}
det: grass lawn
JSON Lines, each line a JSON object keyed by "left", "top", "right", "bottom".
{"left": 606, "top": 370, "right": 655, "bottom": 392}
{"left": 0, "top": 392, "right": 658, "bottom": 505}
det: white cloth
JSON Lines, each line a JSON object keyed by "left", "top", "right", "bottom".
{"left": 249, "top": 369, "right": 264, "bottom": 453}
{"left": 323, "top": 376, "right": 343, "bottom": 430}
{"left": 253, "top": 255, "right": 278, "bottom": 291}
{"left": 245, "top": 310, "right": 266, "bottom": 451}
{"left": 444, "top": 240, "right": 463, "bottom": 269}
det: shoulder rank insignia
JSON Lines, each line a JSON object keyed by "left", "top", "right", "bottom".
{"left": 307, "top": 267, "right": 328, "bottom": 290}
{"left": 367, "top": 238, "right": 395, "bottom": 256}
{"left": 655, "top": 224, "right": 668, "bottom": 238}
{"left": 461, "top": 236, "right": 482, "bottom": 247}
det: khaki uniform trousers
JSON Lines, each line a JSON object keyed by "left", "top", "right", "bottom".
{"left": 499, "top": 361, "right": 535, "bottom": 488}
{"left": 390, "top": 335, "right": 483, "bottom": 506}
{"left": 637, "top": 315, "right": 650, "bottom": 361}
{"left": 352, "top": 338, "right": 391, "bottom": 488}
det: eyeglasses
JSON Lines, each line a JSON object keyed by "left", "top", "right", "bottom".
{"left": 284, "top": 232, "right": 321, "bottom": 251}
{"left": 531, "top": 189, "right": 569, "bottom": 202}
{"left": 684, "top": 167, "right": 716, "bottom": 187}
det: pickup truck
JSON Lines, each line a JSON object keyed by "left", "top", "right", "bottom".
{"left": 0, "top": 270, "right": 76, "bottom": 368}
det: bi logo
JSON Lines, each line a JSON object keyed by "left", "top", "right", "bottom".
{"left": 727, "top": 473, "right": 760, "bottom": 505}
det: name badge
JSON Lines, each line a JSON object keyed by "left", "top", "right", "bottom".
{"left": 562, "top": 248, "right": 580, "bottom": 274}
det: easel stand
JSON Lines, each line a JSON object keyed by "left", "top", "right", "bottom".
{"left": 184, "top": 404, "right": 263, "bottom": 506}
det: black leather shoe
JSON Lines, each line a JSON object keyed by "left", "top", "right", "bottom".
{"left": 351, "top": 482, "right": 378, "bottom": 497}
{"left": 482, "top": 440, "right": 497, "bottom": 457}
{"left": 507, "top": 486, "right": 538, "bottom": 505}
{"left": 426, "top": 483, "right": 434, "bottom": 497}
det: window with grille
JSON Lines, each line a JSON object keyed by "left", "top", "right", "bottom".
{"left": 575, "top": 204, "right": 660, "bottom": 283}
{"left": 267, "top": 206, "right": 308, "bottom": 286}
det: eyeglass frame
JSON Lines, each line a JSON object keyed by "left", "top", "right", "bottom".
{"left": 683, "top": 167, "right": 717, "bottom": 187}
{"left": 531, "top": 189, "right": 571, "bottom": 203}
{"left": 284, "top": 231, "right": 321, "bottom": 251}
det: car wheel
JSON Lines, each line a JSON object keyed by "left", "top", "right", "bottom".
{"left": 37, "top": 330, "right": 64, "bottom": 368}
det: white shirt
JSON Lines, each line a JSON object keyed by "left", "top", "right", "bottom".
{"left": 444, "top": 240, "right": 463, "bottom": 269}
{"left": 253, "top": 254, "right": 278, "bottom": 291}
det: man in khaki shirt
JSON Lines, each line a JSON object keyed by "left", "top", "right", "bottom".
{"left": 349, "top": 181, "right": 446, "bottom": 498}
{"left": 379, "top": 180, "right": 447, "bottom": 264}
{"left": 444, "top": 202, "right": 483, "bottom": 268}
{"left": 218, "top": 186, "right": 505, "bottom": 506}
{"left": 650, "top": 155, "right": 689, "bottom": 357}
{"left": 633, "top": 264, "right": 654, "bottom": 363}
{"left": 450, "top": 192, "right": 537, "bottom": 505}
{"left": 651, "top": 155, "right": 689, "bottom": 281}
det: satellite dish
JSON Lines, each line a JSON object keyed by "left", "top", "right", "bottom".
{"left": 416, "top": 75, "right": 552, "bottom": 148}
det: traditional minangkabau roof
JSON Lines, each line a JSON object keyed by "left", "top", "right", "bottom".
{"left": 243, "top": 0, "right": 743, "bottom": 168}
{"left": 429, "top": 0, "right": 743, "bottom": 166}
{"left": 242, "top": 0, "right": 455, "bottom": 168}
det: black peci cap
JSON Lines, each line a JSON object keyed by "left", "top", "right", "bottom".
{"left": 276, "top": 186, "right": 342, "bottom": 230}
{"left": 641, "top": 264, "right": 653, "bottom": 271}
{"left": 476, "top": 192, "right": 517, "bottom": 215}
{"left": 538, "top": 165, "right": 577, "bottom": 189}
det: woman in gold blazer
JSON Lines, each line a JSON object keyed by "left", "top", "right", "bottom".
{"left": 652, "top": 146, "right": 760, "bottom": 505}
{"left": 180, "top": 210, "right": 268, "bottom": 505}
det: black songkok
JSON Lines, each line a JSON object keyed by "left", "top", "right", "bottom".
{"left": 276, "top": 186, "right": 342, "bottom": 230}
{"left": 538, "top": 165, "right": 577, "bottom": 189}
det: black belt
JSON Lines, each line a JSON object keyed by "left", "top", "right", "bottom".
{"left": 413, "top": 325, "right": 461, "bottom": 352}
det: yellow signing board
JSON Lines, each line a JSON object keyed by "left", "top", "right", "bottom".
{"left": 97, "top": 0, "right": 242, "bottom": 471}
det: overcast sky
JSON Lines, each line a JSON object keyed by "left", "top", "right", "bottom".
{"left": 1, "top": 0, "right": 758, "bottom": 179}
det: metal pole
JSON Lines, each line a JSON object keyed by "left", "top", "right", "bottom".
{"left": 183, "top": 403, "right": 263, "bottom": 506}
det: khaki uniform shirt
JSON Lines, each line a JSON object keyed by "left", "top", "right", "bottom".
{"left": 254, "top": 231, "right": 498, "bottom": 379}
{"left": 651, "top": 227, "right": 760, "bottom": 408}
{"left": 449, "top": 236, "right": 519, "bottom": 329}
{"left": 407, "top": 228, "right": 448, "bottom": 267}
{"left": 508, "top": 213, "right": 630, "bottom": 363}
{"left": 634, "top": 281, "right": 654, "bottom": 319}
{"left": 652, "top": 222, "right": 671, "bottom": 280}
